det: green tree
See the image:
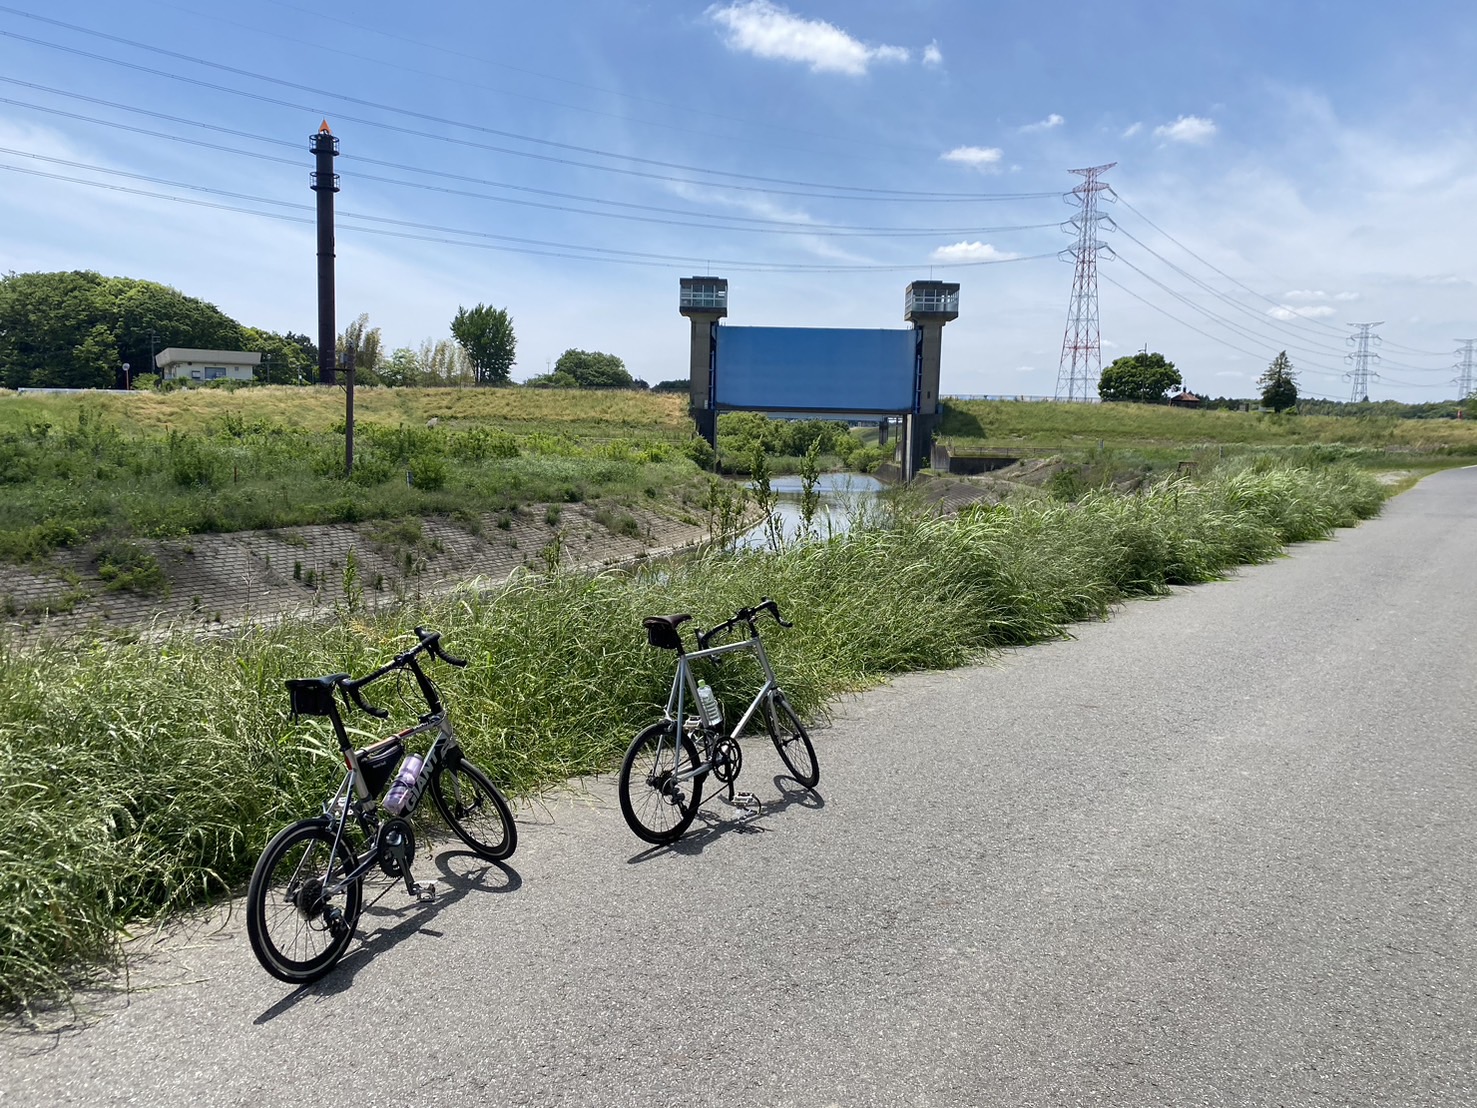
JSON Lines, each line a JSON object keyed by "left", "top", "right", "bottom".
{"left": 552, "top": 348, "right": 633, "bottom": 388}
{"left": 0, "top": 270, "right": 248, "bottom": 389}
{"left": 418, "top": 337, "right": 472, "bottom": 387}
{"left": 1258, "top": 350, "right": 1299, "bottom": 412}
{"left": 108, "top": 277, "right": 243, "bottom": 374}
{"left": 242, "top": 327, "right": 315, "bottom": 385}
{"left": 1098, "top": 351, "right": 1182, "bottom": 404}
{"left": 380, "top": 347, "right": 422, "bottom": 388}
{"left": 451, "top": 304, "right": 516, "bottom": 386}
{"left": 337, "top": 313, "right": 384, "bottom": 382}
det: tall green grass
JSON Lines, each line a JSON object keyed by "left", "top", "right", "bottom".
{"left": 0, "top": 459, "right": 1385, "bottom": 1008}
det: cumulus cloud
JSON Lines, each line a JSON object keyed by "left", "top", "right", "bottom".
{"left": 1153, "top": 115, "right": 1218, "bottom": 144}
{"left": 1020, "top": 113, "right": 1064, "bottom": 133}
{"left": 1334, "top": 291, "right": 1362, "bottom": 300}
{"left": 940, "top": 145, "right": 1003, "bottom": 171}
{"left": 708, "top": 1, "right": 910, "bottom": 75}
{"left": 931, "top": 241, "right": 1020, "bottom": 263}
{"left": 922, "top": 41, "right": 942, "bottom": 67}
{"left": 1122, "top": 122, "right": 1143, "bottom": 138}
{"left": 1282, "top": 289, "right": 1328, "bottom": 301}
{"left": 1268, "top": 305, "right": 1338, "bottom": 320}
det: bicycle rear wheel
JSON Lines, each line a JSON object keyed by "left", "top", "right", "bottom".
{"left": 429, "top": 758, "right": 518, "bottom": 861}
{"left": 618, "top": 721, "right": 704, "bottom": 845}
{"left": 246, "top": 819, "right": 363, "bottom": 984}
{"left": 766, "top": 691, "right": 819, "bottom": 788}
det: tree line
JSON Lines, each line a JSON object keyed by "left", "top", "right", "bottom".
{"left": 1098, "top": 348, "right": 1302, "bottom": 412}
{"left": 0, "top": 271, "right": 650, "bottom": 392}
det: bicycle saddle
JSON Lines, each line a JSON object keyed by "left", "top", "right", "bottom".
{"left": 642, "top": 614, "right": 691, "bottom": 651}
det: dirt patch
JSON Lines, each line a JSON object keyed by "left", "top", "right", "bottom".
{"left": 3, "top": 503, "right": 711, "bottom": 643}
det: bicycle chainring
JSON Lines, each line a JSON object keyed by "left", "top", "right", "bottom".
{"left": 712, "top": 737, "right": 743, "bottom": 785}
{"left": 377, "top": 817, "right": 417, "bottom": 878}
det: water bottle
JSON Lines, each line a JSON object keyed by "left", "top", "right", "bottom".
{"left": 383, "top": 754, "right": 423, "bottom": 815}
{"left": 695, "top": 681, "right": 723, "bottom": 728}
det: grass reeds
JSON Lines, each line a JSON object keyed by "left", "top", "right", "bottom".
{"left": 0, "top": 458, "right": 1385, "bottom": 1008}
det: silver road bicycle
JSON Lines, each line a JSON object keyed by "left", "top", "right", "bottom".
{"left": 618, "top": 598, "right": 818, "bottom": 845}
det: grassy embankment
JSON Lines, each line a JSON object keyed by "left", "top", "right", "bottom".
{"left": 0, "top": 452, "right": 1386, "bottom": 1009}
{"left": 0, "top": 387, "right": 706, "bottom": 564}
{"left": 937, "top": 398, "right": 1477, "bottom": 478}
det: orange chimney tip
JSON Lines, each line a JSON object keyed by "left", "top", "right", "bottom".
{"left": 319, "top": 120, "right": 332, "bottom": 134}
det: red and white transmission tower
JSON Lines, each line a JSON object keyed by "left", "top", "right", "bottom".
{"left": 1054, "top": 163, "right": 1116, "bottom": 402}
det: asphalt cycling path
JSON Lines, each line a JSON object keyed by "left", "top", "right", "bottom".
{"left": 5, "top": 468, "right": 1475, "bottom": 1107}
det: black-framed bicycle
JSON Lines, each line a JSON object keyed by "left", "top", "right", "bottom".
{"left": 245, "top": 627, "right": 517, "bottom": 984}
{"left": 618, "top": 598, "right": 819, "bottom": 845}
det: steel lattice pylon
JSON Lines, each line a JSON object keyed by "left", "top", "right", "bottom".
{"left": 1454, "top": 339, "right": 1476, "bottom": 399}
{"left": 1345, "top": 322, "right": 1383, "bottom": 403}
{"left": 1055, "top": 162, "right": 1116, "bottom": 402}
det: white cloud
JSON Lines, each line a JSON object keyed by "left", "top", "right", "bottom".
{"left": 930, "top": 241, "right": 1020, "bottom": 263}
{"left": 1020, "top": 113, "right": 1064, "bottom": 133}
{"left": 1282, "top": 289, "right": 1328, "bottom": 301}
{"left": 1333, "top": 291, "right": 1362, "bottom": 300}
{"left": 940, "top": 145, "right": 1003, "bottom": 171}
{"left": 708, "top": 1, "right": 910, "bottom": 76}
{"left": 1268, "top": 304, "right": 1338, "bottom": 320}
{"left": 922, "top": 41, "right": 942, "bottom": 67}
{"left": 1122, "top": 122, "right": 1143, "bottom": 138}
{"left": 1153, "top": 115, "right": 1218, "bottom": 144}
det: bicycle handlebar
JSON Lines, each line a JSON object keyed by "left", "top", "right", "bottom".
{"left": 696, "top": 597, "right": 792, "bottom": 649}
{"left": 337, "top": 627, "right": 466, "bottom": 718}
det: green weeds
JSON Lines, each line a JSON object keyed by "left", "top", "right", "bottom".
{"left": 0, "top": 459, "right": 1385, "bottom": 1009}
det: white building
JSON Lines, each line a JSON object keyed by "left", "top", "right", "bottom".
{"left": 154, "top": 348, "right": 261, "bottom": 384}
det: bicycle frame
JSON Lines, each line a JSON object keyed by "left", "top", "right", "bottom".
{"left": 660, "top": 630, "right": 779, "bottom": 783}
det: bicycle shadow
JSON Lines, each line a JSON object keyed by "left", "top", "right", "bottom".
{"left": 625, "top": 775, "right": 825, "bottom": 863}
{"left": 252, "top": 847, "right": 520, "bottom": 1022}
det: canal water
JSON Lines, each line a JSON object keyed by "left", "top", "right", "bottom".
{"left": 739, "top": 473, "right": 885, "bottom": 548}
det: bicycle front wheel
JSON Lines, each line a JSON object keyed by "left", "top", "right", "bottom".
{"left": 430, "top": 758, "right": 518, "bottom": 861}
{"left": 618, "top": 721, "right": 704, "bottom": 845}
{"left": 246, "top": 819, "right": 363, "bottom": 985}
{"left": 766, "top": 691, "right": 819, "bottom": 788}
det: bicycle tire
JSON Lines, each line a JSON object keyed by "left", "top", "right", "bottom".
{"left": 246, "top": 818, "right": 363, "bottom": 984}
{"left": 766, "top": 691, "right": 820, "bottom": 788}
{"left": 618, "top": 721, "right": 705, "bottom": 845}
{"left": 429, "top": 758, "right": 518, "bottom": 861}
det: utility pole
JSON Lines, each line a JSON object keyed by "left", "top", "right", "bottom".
{"left": 343, "top": 341, "right": 357, "bottom": 476}
{"left": 1345, "top": 321, "right": 1383, "bottom": 402}
{"left": 1455, "top": 339, "right": 1476, "bottom": 399}
{"left": 1055, "top": 162, "right": 1116, "bottom": 402}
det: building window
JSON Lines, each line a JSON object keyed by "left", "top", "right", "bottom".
{"left": 205, "top": 366, "right": 228, "bottom": 380}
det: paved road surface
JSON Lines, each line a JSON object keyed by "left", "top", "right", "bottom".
{"left": 5, "top": 468, "right": 1475, "bottom": 1107}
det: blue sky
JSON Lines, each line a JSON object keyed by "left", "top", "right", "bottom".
{"left": 2, "top": 0, "right": 1474, "bottom": 401}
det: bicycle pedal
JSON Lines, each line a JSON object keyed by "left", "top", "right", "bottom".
{"left": 732, "top": 791, "right": 762, "bottom": 812}
{"left": 412, "top": 882, "right": 437, "bottom": 901}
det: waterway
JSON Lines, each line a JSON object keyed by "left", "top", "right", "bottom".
{"left": 739, "top": 473, "right": 885, "bottom": 548}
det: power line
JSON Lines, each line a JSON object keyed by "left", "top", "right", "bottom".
{"left": 0, "top": 94, "right": 1061, "bottom": 240}
{"left": 0, "top": 13, "right": 1056, "bottom": 202}
{"left": 1111, "top": 253, "right": 1348, "bottom": 379}
{"left": 1112, "top": 224, "right": 1353, "bottom": 359}
{"left": 1113, "top": 191, "right": 1453, "bottom": 358}
{"left": 155, "top": 0, "right": 933, "bottom": 162}
{"left": 0, "top": 156, "right": 1060, "bottom": 273}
